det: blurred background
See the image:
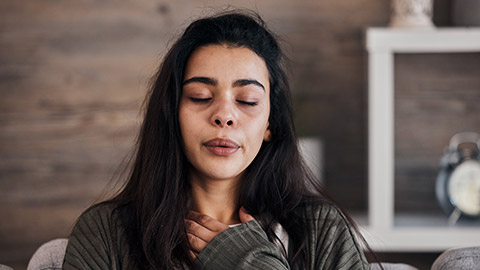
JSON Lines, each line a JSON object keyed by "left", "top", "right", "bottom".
{"left": 1, "top": 0, "right": 479, "bottom": 269}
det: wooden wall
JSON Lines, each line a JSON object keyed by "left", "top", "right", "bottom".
{"left": 1, "top": 0, "right": 477, "bottom": 268}
{"left": 394, "top": 53, "right": 480, "bottom": 213}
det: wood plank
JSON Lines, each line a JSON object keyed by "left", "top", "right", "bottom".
{"left": 394, "top": 53, "right": 480, "bottom": 213}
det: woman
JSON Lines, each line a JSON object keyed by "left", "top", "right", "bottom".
{"left": 63, "top": 11, "right": 370, "bottom": 270}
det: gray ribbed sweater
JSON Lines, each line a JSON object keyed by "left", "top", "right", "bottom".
{"left": 63, "top": 202, "right": 369, "bottom": 269}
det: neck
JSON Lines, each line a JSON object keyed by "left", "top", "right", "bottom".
{"left": 189, "top": 172, "right": 242, "bottom": 225}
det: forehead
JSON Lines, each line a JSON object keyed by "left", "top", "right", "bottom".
{"left": 184, "top": 44, "right": 270, "bottom": 88}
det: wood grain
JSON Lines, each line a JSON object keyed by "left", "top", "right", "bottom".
{"left": 394, "top": 53, "right": 480, "bottom": 213}
{"left": 5, "top": 0, "right": 475, "bottom": 268}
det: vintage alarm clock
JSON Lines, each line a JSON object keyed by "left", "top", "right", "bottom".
{"left": 435, "top": 132, "right": 480, "bottom": 221}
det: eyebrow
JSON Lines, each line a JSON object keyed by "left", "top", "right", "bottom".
{"left": 183, "top": 77, "right": 265, "bottom": 91}
{"left": 232, "top": 79, "right": 265, "bottom": 91}
{"left": 183, "top": 77, "right": 217, "bottom": 86}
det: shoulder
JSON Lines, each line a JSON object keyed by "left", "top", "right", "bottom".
{"left": 298, "top": 198, "right": 357, "bottom": 239}
{"left": 297, "top": 198, "right": 370, "bottom": 269}
{"left": 64, "top": 201, "right": 128, "bottom": 269}
{"left": 74, "top": 201, "right": 120, "bottom": 229}
{"left": 69, "top": 201, "right": 128, "bottom": 245}
{"left": 79, "top": 201, "right": 120, "bottom": 218}
{"left": 298, "top": 198, "right": 347, "bottom": 225}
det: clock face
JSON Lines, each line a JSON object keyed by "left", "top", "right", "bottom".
{"left": 448, "top": 160, "right": 480, "bottom": 216}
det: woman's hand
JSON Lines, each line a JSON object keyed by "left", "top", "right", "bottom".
{"left": 185, "top": 207, "right": 254, "bottom": 259}
{"left": 185, "top": 210, "right": 229, "bottom": 259}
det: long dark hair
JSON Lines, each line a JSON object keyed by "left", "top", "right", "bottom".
{"left": 108, "top": 10, "right": 365, "bottom": 270}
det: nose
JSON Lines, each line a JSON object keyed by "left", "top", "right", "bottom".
{"left": 211, "top": 99, "right": 236, "bottom": 128}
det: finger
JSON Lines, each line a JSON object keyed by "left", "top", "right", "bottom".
{"left": 185, "top": 219, "right": 220, "bottom": 243}
{"left": 189, "top": 250, "right": 198, "bottom": 260}
{"left": 187, "top": 232, "right": 208, "bottom": 254}
{"left": 239, "top": 207, "right": 255, "bottom": 223}
{"left": 187, "top": 211, "right": 229, "bottom": 232}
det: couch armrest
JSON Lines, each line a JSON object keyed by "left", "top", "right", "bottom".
{"left": 431, "top": 246, "right": 480, "bottom": 270}
{"left": 27, "top": 238, "right": 68, "bottom": 270}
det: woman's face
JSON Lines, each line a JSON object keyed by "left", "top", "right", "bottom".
{"left": 179, "top": 44, "right": 271, "bottom": 183}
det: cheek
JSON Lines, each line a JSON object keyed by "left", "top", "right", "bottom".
{"left": 179, "top": 106, "right": 207, "bottom": 152}
{"left": 179, "top": 107, "right": 193, "bottom": 145}
{"left": 249, "top": 117, "right": 269, "bottom": 144}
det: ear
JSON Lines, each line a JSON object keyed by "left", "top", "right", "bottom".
{"left": 263, "top": 123, "right": 271, "bottom": 141}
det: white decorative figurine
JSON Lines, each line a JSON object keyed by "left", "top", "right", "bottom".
{"left": 389, "top": 0, "right": 435, "bottom": 28}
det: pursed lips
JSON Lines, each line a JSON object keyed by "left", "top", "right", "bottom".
{"left": 203, "top": 138, "right": 240, "bottom": 156}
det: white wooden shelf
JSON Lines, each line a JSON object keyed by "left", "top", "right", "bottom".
{"left": 364, "top": 27, "right": 480, "bottom": 252}
{"left": 367, "top": 27, "right": 480, "bottom": 52}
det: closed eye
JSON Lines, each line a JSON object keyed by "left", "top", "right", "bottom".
{"left": 190, "top": 97, "right": 212, "bottom": 103}
{"left": 237, "top": 100, "right": 258, "bottom": 106}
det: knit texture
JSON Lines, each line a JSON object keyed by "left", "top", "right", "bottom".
{"left": 63, "top": 202, "right": 369, "bottom": 269}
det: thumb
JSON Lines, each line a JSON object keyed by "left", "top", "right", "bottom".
{"left": 239, "top": 207, "right": 255, "bottom": 223}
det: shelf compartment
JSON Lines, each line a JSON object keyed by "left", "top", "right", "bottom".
{"left": 366, "top": 27, "right": 480, "bottom": 252}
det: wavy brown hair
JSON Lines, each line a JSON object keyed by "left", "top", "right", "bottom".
{"left": 106, "top": 10, "right": 372, "bottom": 270}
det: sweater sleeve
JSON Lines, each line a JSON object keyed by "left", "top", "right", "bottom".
{"left": 195, "top": 203, "right": 369, "bottom": 270}
{"left": 62, "top": 204, "right": 121, "bottom": 270}
{"left": 194, "top": 220, "right": 290, "bottom": 270}
{"left": 306, "top": 203, "right": 370, "bottom": 270}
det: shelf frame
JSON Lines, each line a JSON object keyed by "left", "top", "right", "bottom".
{"left": 365, "top": 27, "right": 480, "bottom": 252}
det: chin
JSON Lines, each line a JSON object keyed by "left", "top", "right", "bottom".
{"left": 200, "top": 167, "right": 245, "bottom": 182}
{"left": 206, "top": 172, "right": 243, "bottom": 181}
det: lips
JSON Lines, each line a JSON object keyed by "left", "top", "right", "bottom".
{"left": 203, "top": 138, "right": 240, "bottom": 156}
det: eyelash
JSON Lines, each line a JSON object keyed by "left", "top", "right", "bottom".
{"left": 189, "top": 98, "right": 257, "bottom": 106}
{"left": 190, "top": 97, "right": 211, "bottom": 103}
{"left": 237, "top": 100, "right": 258, "bottom": 106}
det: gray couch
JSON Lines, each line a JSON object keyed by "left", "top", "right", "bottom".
{"left": 6, "top": 238, "right": 479, "bottom": 270}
